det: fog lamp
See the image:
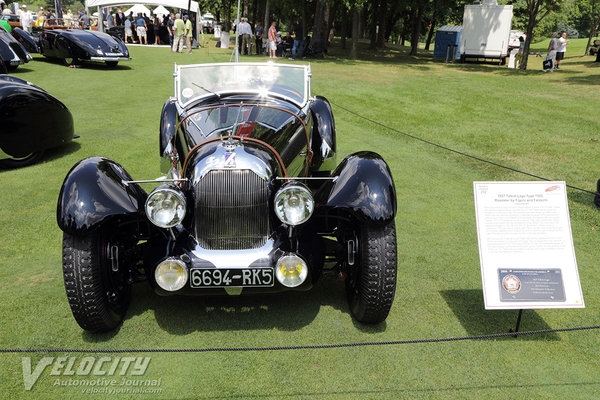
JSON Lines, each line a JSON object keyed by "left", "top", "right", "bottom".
{"left": 145, "top": 186, "right": 186, "bottom": 228}
{"left": 274, "top": 184, "right": 314, "bottom": 226}
{"left": 275, "top": 254, "right": 308, "bottom": 288}
{"left": 155, "top": 258, "right": 188, "bottom": 291}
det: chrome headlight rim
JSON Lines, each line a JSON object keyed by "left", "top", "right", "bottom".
{"left": 154, "top": 258, "right": 188, "bottom": 292}
{"left": 274, "top": 183, "right": 314, "bottom": 226}
{"left": 145, "top": 185, "right": 187, "bottom": 228}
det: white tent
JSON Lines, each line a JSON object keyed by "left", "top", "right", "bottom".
{"left": 152, "top": 5, "right": 169, "bottom": 18}
{"left": 85, "top": 0, "right": 199, "bottom": 13}
{"left": 123, "top": 4, "right": 151, "bottom": 17}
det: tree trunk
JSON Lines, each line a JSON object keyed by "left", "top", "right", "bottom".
{"left": 369, "top": 0, "right": 379, "bottom": 49}
{"left": 376, "top": 0, "right": 387, "bottom": 47}
{"left": 312, "top": 0, "right": 330, "bottom": 56}
{"left": 424, "top": 8, "right": 437, "bottom": 50}
{"left": 410, "top": 4, "right": 424, "bottom": 56}
{"left": 351, "top": 8, "right": 359, "bottom": 59}
{"left": 585, "top": 2, "right": 600, "bottom": 55}
{"left": 400, "top": 12, "right": 409, "bottom": 46}
{"left": 263, "top": 0, "right": 269, "bottom": 33}
{"left": 341, "top": 5, "right": 347, "bottom": 49}
{"left": 243, "top": 0, "right": 249, "bottom": 18}
{"left": 519, "top": 10, "right": 537, "bottom": 70}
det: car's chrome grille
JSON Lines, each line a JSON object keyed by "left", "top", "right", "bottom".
{"left": 194, "top": 169, "right": 269, "bottom": 250}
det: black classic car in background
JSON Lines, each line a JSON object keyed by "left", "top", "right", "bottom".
{"left": 0, "top": 24, "right": 31, "bottom": 73}
{"left": 57, "top": 63, "right": 398, "bottom": 332}
{"left": 38, "top": 27, "right": 130, "bottom": 67}
{"left": 0, "top": 75, "right": 73, "bottom": 168}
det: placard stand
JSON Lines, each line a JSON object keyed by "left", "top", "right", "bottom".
{"left": 508, "top": 309, "right": 524, "bottom": 337}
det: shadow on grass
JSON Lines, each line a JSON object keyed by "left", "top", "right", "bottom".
{"left": 33, "top": 56, "right": 132, "bottom": 70}
{"left": 440, "top": 289, "right": 560, "bottom": 341}
{"left": 84, "top": 279, "right": 358, "bottom": 341}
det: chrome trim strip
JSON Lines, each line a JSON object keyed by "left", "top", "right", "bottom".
{"left": 123, "top": 178, "right": 188, "bottom": 185}
{"left": 89, "top": 57, "right": 131, "bottom": 61}
{"left": 276, "top": 176, "right": 338, "bottom": 181}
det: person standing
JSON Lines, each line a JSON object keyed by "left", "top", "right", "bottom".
{"left": 115, "top": 8, "right": 125, "bottom": 26}
{"left": 20, "top": 5, "right": 33, "bottom": 33}
{"left": 543, "top": 32, "right": 558, "bottom": 72}
{"left": 555, "top": 31, "right": 569, "bottom": 69}
{"left": 184, "top": 14, "right": 192, "bottom": 54}
{"left": 166, "top": 13, "right": 175, "bottom": 47}
{"left": 124, "top": 17, "right": 133, "bottom": 43}
{"left": 106, "top": 8, "right": 114, "bottom": 29}
{"left": 172, "top": 13, "right": 185, "bottom": 53}
{"left": 80, "top": 10, "right": 91, "bottom": 30}
{"left": 237, "top": 17, "right": 252, "bottom": 55}
{"left": 268, "top": 21, "right": 277, "bottom": 58}
{"left": 290, "top": 17, "right": 303, "bottom": 60}
{"left": 152, "top": 14, "right": 161, "bottom": 45}
{"left": 135, "top": 13, "right": 147, "bottom": 44}
{"left": 254, "top": 21, "right": 263, "bottom": 55}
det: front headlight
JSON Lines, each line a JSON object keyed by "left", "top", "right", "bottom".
{"left": 145, "top": 186, "right": 186, "bottom": 228}
{"left": 274, "top": 184, "right": 314, "bottom": 226}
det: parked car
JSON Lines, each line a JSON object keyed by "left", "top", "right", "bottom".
{"left": 57, "top": 63, "right": 398, "bottom": 332}
{"left": 38, "top": 24, "right": 130, "bottom": 67}
{"left": 0, "top": 24, "right": 31, "bottom": 72}
{"left": 0, "top": 75, "right": 74, "bottom": 168}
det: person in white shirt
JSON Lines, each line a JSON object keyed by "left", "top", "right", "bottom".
{"left": 20, "top": 5, "right": 33, "bottom": 33}
{"left": 238, "top": 17, "right": 253, "bottom": 55}
{"left": 555, "top": 31, "right": 569, "bottom": 69}
{"left": 2, "top": 4, "right": 12, "bottom": 17}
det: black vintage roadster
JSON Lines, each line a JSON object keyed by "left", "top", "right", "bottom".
{"left": 38, "top": 25, "right": 130, "bottom": 67}
{"left": 57, "top": 63, "right": 397, "bottom": 332}
{"left": 0, "top": 24, "right": 31, "bottom": 73}
{"left": 0, "top": 75, "right": 73, "bottom": 168}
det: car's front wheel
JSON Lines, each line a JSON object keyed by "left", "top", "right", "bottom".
{"left": 62, "top": 229, "right": 131, "bottom": 332}
{"left": 0, "top": 151, "right": 43, "bottom": 169}
{"left": 346, "top": 222, "right": 397, "bottom": 324}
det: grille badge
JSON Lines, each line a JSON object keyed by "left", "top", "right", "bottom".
{"left": 224, "top": 152, "right": 236, "bottom": 168}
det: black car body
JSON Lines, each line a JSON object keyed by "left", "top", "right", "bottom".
{"left": 0, "top": 24, "right": 31, "bottom": 73}
{"left": 39, "top": 28, "right": 130, "bottom": 67}
{"left": 57, "top": 63, "right": 398, "bottom": 332}
{"left": 0, "top": 75, "right": 73, "bottom": 167}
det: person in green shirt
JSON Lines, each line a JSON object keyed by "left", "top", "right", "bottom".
{"left": 172, "top": 13, "right": 185, "bottom": 53}
{"left": 184, "top": 15, "right": 192, "bottom": 54}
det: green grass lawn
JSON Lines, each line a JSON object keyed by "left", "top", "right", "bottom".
{"left": 1, "top": 39, "right": 599, "bottom": 399}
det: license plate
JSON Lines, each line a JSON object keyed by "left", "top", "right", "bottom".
{"left": 105, "top": 53, "right": 123, "bottom": 56}
{"left": 190, "top": 268, "right": 274, "bottom": 288}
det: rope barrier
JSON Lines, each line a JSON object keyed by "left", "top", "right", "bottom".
{"left": 0, "top": 325, "right": 598, "bottom": 353}
{"left": 329, "top": 101, "right": 600, "bottom": 197}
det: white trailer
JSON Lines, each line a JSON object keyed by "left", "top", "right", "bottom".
{"left": 460, "top": 0, "right": 513, "bottom": 64}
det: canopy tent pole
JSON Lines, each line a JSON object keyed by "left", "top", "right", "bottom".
{"left": 230, "top": 0, "right": 240, "bottom": 62}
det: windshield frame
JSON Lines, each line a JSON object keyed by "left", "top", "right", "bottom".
{"left": 174, "top": 62, "right": 311, "bottom": 109}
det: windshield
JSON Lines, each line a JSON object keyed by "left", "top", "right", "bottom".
{"left": 176, "top": 63, "right": 309, "bottom": 108}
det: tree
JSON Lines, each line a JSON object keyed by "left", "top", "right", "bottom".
{"left": 518, "top": 0, "right": 562, "bottom": 70}
{"left": 585, "top": 0, "right": 600, "bottom": 55}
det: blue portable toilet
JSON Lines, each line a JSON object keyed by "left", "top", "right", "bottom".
{"left": 433, "top": 26, "right": 462, "bottom": 60}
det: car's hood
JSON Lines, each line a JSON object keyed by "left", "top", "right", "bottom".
{"left": 0, "top": 29, "right": 28, "bottom": 62}
{"left": 56, "top": 29, "right": 128, "bottom": 56}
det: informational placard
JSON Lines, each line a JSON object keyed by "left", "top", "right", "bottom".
{"left": 473, "top": 181, "right": 584, "bottom": 309}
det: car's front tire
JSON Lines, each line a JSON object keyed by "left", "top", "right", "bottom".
{"left": 62, "top": 230, "right": 131, "bottom": 332}
{"left": 0, "top": 151, "right": 43, "bottom": 169}
{"left": 346, "top": 222, "right": 397, "bottom": 324}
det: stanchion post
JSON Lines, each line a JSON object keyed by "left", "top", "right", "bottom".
{"left": 509, "top": 309, "right": 524, "bottom": 338}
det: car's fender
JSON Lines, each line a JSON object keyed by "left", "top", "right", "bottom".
{"left": 0, "top": 77, "right": 73, "bottom": 159}
{"left": 309, "top": 96, "right": 336, "bottom": 173}
{"left": 57, "top": 157, "right": 148, "bottom": 235}
{"left": 11, "top": 27, "right": 39, "bottom": 53}
{"left": 159, "top": 98, "right": 180, "bottom": 173}
{"left": 314, "top": 151, "right": 396, "bottom": 225}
